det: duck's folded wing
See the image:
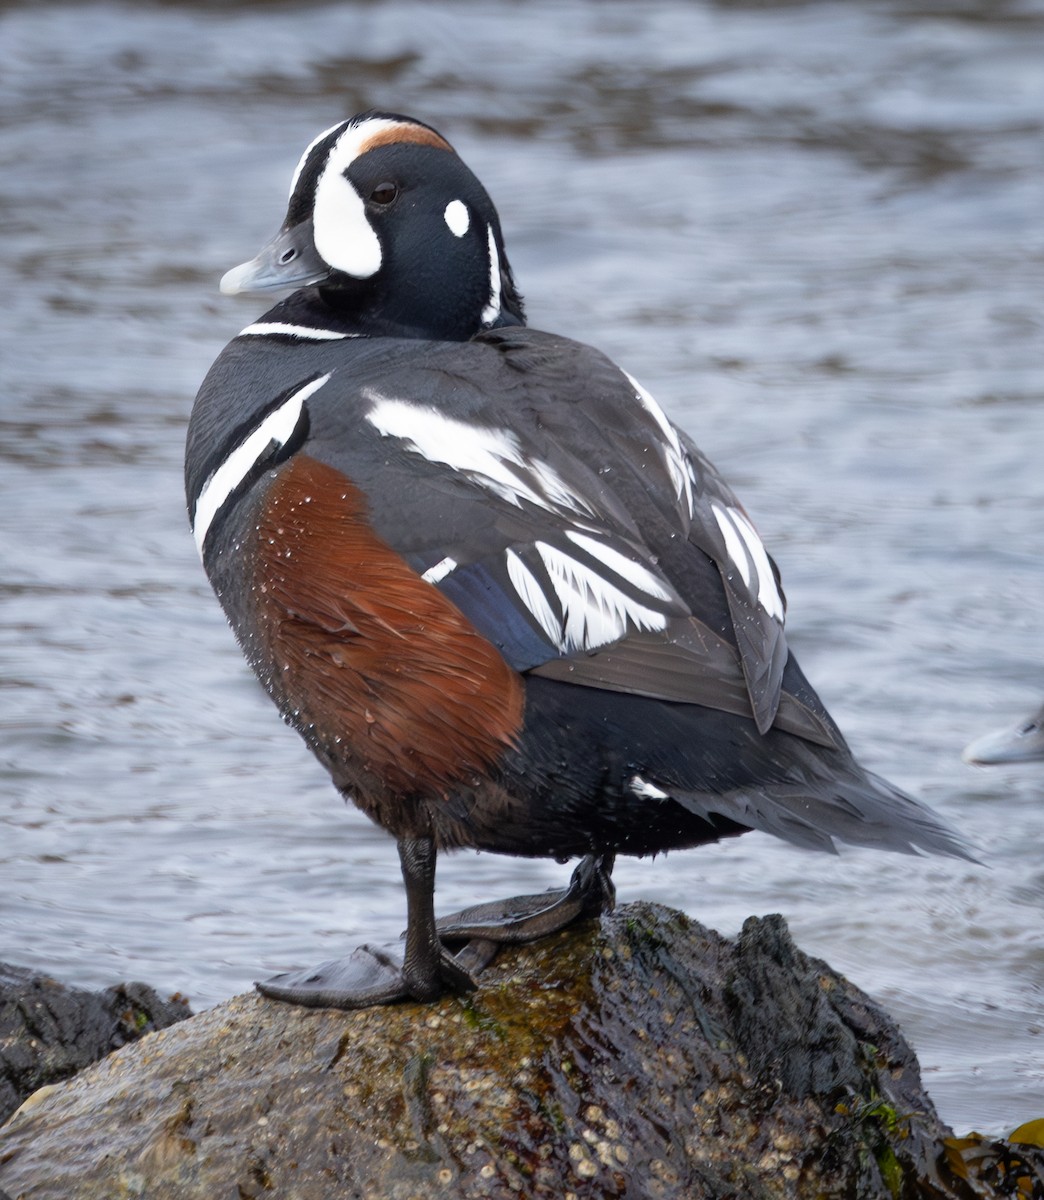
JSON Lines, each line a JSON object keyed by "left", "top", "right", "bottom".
{"left": 304, "top": 329, "right": 835, "bottom": 748}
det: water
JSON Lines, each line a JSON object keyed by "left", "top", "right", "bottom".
{"left": 2, "top": 0, "right": 1042, "bottom": 1137}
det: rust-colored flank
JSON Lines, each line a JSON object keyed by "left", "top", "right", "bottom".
{"left": 252, "top": 455, "right": 522, "bottom": 821}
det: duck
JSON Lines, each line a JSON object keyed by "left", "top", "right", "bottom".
{"left": 185, "top": 110, "right": 972, "bottom": 1010}
{"left": 963, "top": 701, "right": 1044, "bottom": 765}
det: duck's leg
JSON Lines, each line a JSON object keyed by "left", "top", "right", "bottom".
{"left": 256, "top": 836, "right": 477, "bottom": 1010}
{"left": 435, "top": 852, "right": 616, "bottom": 945}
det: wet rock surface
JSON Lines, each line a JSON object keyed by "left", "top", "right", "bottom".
{"left": 0, "top": 903, "right": 1039, "bottom": 1199}
{"left": 0, "top": 963, "right": 191, "bottom": 1127}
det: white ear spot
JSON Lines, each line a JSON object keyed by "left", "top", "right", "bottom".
{"left": 444, "top": 200, "right": 470, "bottom": 237}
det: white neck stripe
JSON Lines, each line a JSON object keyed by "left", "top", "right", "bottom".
{"left": 192, "top": 373, "right": 331, "bottom": 556}
{"left": 238, "top": 322, "right": 358, "bottom": 341}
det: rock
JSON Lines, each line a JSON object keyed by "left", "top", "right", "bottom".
{"left": 0, "top": 902, "right": 1038, "bottom": 1198}
{"left": 0, "top": 962, "right": 191, "bottom": 1127}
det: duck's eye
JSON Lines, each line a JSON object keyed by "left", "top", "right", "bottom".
{"left": 369, "top": 182, "right": 398, "bottom": 206}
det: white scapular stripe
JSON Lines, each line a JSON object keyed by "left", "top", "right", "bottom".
{"left": 480, "top": 224, "right": 502, "bottom": 326}
{"left": 365, "top": 396, "right": 592, "bottom": 516}
{"left": 505, "top": 550, "right": 562, "bottom": 645}
{"left": 730, "top": 507, "right": 784, "bottom": 620}
{"left": 192, "top": 374, "right": 330, "bottom": 556}
{"left": 421, "top": 556, "right": 457, "bottom": 585}
{"left": 535, "top": 540, "right": 669, "bottom": 652}
{"left": 629, "top": 774, "right": 671, "bottom": 801}
{"left": 238, "top": 322, "right": 356, "bottom": 341}
{"left": 711, "top": 502, "right": 750, "bottom": 587}
{"left": 564, "top": 530, "right": 672, "bottom": 601}
{"left": 623, "top": 371, "right": 693, "bottom": 519}
{"left": 444, "top": 199, "right": 470, "bottom": 237}
{"left": 711, "top": 503, "right": 784, "bottom": 621}
{"left": 312, "top": 118, "right": 415, "bottom": 278}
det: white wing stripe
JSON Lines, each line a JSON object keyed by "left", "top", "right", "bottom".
{"left": 192, "top": 373, "right": 330, "bottom": 556}
{"left": 505, "top": 550, "right": 562, "bottom": 644}
{"left": 535, "top": 541, "right": 668, "bottom": 652}
{"left": 564, "top": 530, "right": 672, "bottom": 601}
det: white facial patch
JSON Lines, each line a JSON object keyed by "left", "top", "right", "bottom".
{"left": 444, "top": 200, "right": 470, "bottom": 237}
{"left": 310, "top": 117, "right": 417, "bottom": 279}
{"left": 192, "top": 374, "right": 331, "bottom": 556}
{"left": 480, "top": 224, "right": 502, "bottom": 326}
{"left": 711, "top": 502, "right": 784, "bottom": 621}
{"left": 365, "top": 395, "right": 593, "bottom": 517}
{"left": 622, "top": 371, "right": 693, "bottom": 520}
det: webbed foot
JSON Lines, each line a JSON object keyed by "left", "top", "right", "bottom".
{"left": 436, "top": 852, "right": 616, "bottom": 944}
{"left": 256, "top": 940, "right": 480, "bottom": 1010}
{"left": 255, "top": 849, "right": 616, "bottom": 1010}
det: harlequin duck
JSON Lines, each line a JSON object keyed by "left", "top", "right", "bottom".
{"left": 186, "top": 110, "right": 972, "bottom": 1010}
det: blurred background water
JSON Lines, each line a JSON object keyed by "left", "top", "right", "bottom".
{"left": 1, "top": 0, "right": 1041, "bottom": 1136}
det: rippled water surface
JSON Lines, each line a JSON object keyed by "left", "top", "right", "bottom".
{"left": 2, "top": 0, "right": 1042, "bottom": 1136}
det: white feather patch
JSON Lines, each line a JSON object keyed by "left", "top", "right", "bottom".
{"left": 630, "top": 774, "right": 671, "bottom": 801}
{"left": 312, "top": 117, "right": 415, "bottom": 278}
{"left": 711, "top": 503, "right": 784, "bottom": 621}
{"left": 535, "top": 541, "right": 669, "bottom": 652}
{"left": 505, "top": 550, "right": 562, "bottom": 645}
{"left": 480, "top": 224, "right": 502, "bottom": 326}
{"left": 365, "top": 395, "right": 593, "bottom": 517}
{"left": 711, "top": 503, "right": 751, "bottom": 588}
{"left": 238, "top": 322, "right": 356, "bottom": 341}
{"left": 564, "top": 530, "right": 672, "bottom": 601}
{"left": 192, "top": 374, "right": 330, "bottom": 556}
{"left": 444, "top": 200, "right": 470, "bottom": 237}
{"left": 421, "top": 556, "right": 457, "bottom": 584}
{"left": 729, "top": 507, "right": 784, "bottom": 620}
{"left": 288, "top": 120, "right": 349, "bottom": 199}
{"left": 622, "top": 371, "right": 693, "bottom": 519}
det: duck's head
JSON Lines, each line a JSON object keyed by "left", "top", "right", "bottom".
{"left": 220, "top": 110, "right": 525, "bottom": 340}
